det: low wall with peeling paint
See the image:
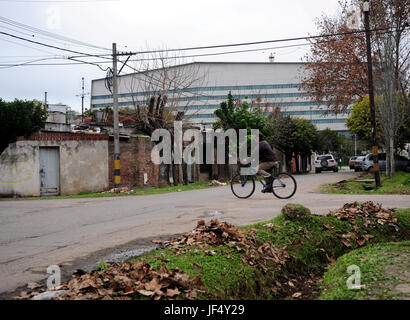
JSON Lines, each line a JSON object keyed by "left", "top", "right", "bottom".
{"left": 0, "top": 134, "right": 109, "bottom": 197}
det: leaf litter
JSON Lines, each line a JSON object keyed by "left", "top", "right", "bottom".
{"left": 17, "top": 202, "right": 401, "bottom": 300}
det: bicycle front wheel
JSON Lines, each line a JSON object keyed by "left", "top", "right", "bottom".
{"left": 272, "top": 172, "right": 297, "bottom": 199}
{"left": 231, "top": 174, "right": 255, "bottom": 199}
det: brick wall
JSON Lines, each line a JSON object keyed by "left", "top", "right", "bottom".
{"left": 135, "top": 136, "right": 161, "bottom": 187}
{"left": 108, "top": 137, "right": 137, "bottom": 188}
{"left": 18, "top": 132, "right": 109, "bottom": 141}
{"left": 108, "top": 136, "right": 161, "bottom": 189}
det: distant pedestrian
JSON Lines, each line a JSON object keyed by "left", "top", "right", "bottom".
{"left": 339, "top": 158, "right": 342, "bottom": 169}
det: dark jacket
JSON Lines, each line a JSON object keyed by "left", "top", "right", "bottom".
{"left": 259, "top": 140, "right": 277, "bottom": 163}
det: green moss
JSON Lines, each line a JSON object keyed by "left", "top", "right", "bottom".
{"left": 281, "top": 203, "right": 312, "bottom": 221}
{"left": 320, "top": 241, "right": 410, "bottom": 300}
{"left": 128, "top": 208, "right": 409, "bottom": 299}
{"left": 133, "top": 246, "right": 276, "bottom": 300}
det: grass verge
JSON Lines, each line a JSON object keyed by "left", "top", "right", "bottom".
{"left": 130, "top": 206, "right": 410, "bottom": 300}
{"left": 320, "top": 171, "right": 410, "bottom": 195}
{"left": 320, "top": 241, "right": 410, "bottom": 300}
{"left": 5, "top": 181, "right": 217, "bottom": 201}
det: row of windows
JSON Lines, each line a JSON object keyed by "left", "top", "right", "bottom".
{"left": 91, "top": 92, "right": 308, "bottom": 108}
{"left": 91, "top": 83, "right": 302, "bottom": 100}
{"left": 186, "top": 114, "right": 347, "bottom": 125}
{"left": 177, "top": 92, "right": 307, "bottom": 102}
{"left": 174, "top": 101, "right": 324, "bottom": 110}
{"left": 186, "top": 112, "right": 349, "bottom": 120}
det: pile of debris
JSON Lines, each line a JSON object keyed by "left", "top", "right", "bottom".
{"left": 160, "top": 219, "right": 248, "bottom": 248}
{"left": 326, "top": 201, "right": 399, "bottom": 247}
{"left": 103, "top": 186, "right": 135, "bottom": 194}
{"left": 52, "top": 262, "right": 205, "bottom": 300}
{"left": 209, "top": 180, "right": 227, "bottom": 186}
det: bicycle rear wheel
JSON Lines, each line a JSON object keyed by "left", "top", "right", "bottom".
{"left": 231, "top": 174, "right": 255, "bottom": 199}
{"left": 272, "top": 172, "right": 297, "bottom": 199}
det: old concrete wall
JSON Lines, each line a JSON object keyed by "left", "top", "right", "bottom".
{"left": 0, "top": 133, "right": 109, "bottom": 197}
{"left": 59, "top": 140, "right": 108, "bottom": 195}
{"left": 0, "top": 142, "right": 40, "bottom": 197}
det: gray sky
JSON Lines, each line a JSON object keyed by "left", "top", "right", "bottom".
{"left": 0, "top": 0, "right": 341, "bottom": 112}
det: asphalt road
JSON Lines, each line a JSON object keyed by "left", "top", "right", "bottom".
{"left": 0, "top": 169, "right": 409, "bottom": 295}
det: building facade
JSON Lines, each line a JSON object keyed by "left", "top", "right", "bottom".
{"left": 0, "top": 132, "right": 109, "bottom": 197}
{"left": 90, "top": 62, "right": 350, "bottom": 132}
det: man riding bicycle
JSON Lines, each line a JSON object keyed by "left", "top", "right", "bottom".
{"left": 255, "top": 133, "right": 279, "bottom": 193}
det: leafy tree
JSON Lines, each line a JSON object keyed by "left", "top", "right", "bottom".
{"left": 345, "top": 94, "right": 410, "bottom": 146}
{"left": 301, "top": 0, "right": 409, "bottom": 114}
{"left": 317, "top": 128, "right": 341, "bottom": 154}
{"left": 213, "top": 92, "right": 268, "bottom": 135}
{"left": 266, "top": 115, "right": 319, "bottom": 173}
{"left": 0, "top": 99, "right": 47, "bottom": 154}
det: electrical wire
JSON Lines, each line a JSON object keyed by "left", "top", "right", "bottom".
{"left": 0, "top": 15, "right": 111, "bottom": 51}
{"left": 0, "top": 24, "right": 407, "bottom": 70}
{"left": 69, "top": 24, "right": 409, "bottom": 59}
{"left": 0, "top": 30, "right": 112, "bottom": 59}
{"left": 0, "top": 57, "right": 63, "bottom": 69}
{"left": 0, "top": 36, "right": 57, "bottom": 55}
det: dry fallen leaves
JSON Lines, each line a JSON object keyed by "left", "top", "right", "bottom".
{"left": 327, "top": 201, "right": 399, "bottom": 248}
{"left": 50, "top": 261, "right": 205, "bottom": 300}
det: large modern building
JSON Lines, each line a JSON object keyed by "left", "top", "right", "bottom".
{"left": 90, "top": 62, "right": 350, "bottom": 132}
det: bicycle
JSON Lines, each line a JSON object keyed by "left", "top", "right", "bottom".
{"left": 230, "top": 162, "right": 297, "bottom": 199}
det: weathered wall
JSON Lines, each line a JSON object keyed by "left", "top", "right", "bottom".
{"left": 108, "top": 135, "right": 161, "bottom": 188}
{"left": 0, "top": 142, "right": 40, "bottom": 197}
{"left": 0, "top": 132, "right": 109, "bottom": 197}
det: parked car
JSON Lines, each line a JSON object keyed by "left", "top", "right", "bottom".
{"left": 314, "top": 154, "right": 338, "bottom": 173}
{"left": 362, "top": 153, "right": 410, "bottom": 172}
{"left": 349, "top": 156, "right": 357, "bottom": 170}
{"left": 351, "top": 156, "right": 366, "bottom": 172}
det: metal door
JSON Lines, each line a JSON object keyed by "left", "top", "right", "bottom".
{"left": 39, "top": 147, "right": 60, "bottom": 195}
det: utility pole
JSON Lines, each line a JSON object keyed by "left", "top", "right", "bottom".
{"left": 112, "top": 43, "right": 121, "bottom": 189}
{"left": 354, "top": 134, "right": 357, "bottom": 156}
{"left": 76, "top": 78, "right": 90, "bottom": 123}
{"left": 81, "top": 77, "right": 84, "bottom": 122}
{"left": 44, "top": 91, "right": 48, "bottom": 109}
{"left": 363, "top": 1, "right": 381, "bottom": 188}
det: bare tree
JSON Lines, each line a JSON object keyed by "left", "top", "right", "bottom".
{"left": 375, "top": 33, "right": 409, "bottom": 178}
{"left": 124, "top": 50, "right": 207, "bottom": 185}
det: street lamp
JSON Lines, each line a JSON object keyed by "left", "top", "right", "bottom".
{"left": 363, "top": 0, "right": 381, "bottom": 188}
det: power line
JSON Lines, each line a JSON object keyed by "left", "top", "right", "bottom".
{"left": 0, "top": 42, "right": 313, "bottom": 68}
{"left": 0, "top": 36, "right": 56, "bottom": 55}
{"left": 0, "top": 57, "right": 62, "bottom": 69}
{"left": 0, "top": 24, "right": 407, "bottom": 70}
{"left": 0, "top": 15, "right": 111, "bottom": 51}
{"left": 71, "top": 25, "right": 408, "bottom": 59}
{"left": 0, "top": 30, "right": 112, "bottom": 59}
{"left": 0, "top": 0, "right": 119, "bottom": 3}
{"left": 67, "top": 57, "right": 110, "bottom": 72}
{"left": 0, "top": 23, "right": 107, "bottom": 53}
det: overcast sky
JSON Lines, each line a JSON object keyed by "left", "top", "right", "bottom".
{"left": 0, "top": 0, "right": 342, "bottom": 112}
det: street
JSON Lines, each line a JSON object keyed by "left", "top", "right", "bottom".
{"left": 0, "top": 169, "right": 409, "bottom": 295}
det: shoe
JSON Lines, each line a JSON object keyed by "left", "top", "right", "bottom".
{"left": 262, "top": 185, "right": 273, "bottom": 193}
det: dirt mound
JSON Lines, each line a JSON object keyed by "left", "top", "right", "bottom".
{"left": 282, "top": 203, "right": 312, "bottom": 221}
